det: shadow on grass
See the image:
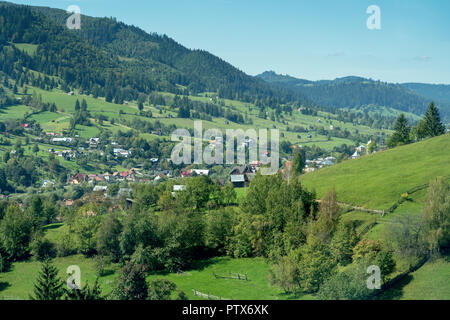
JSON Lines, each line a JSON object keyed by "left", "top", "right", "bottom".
{"left": 375, "top": 274, "right": 413, "bottom": 300}
{"left": 98, "top": 269, "right": 115, "bottom": 277}
{"left": 278, "top": 291, "right": 311, "bottom": 300}
{"left": 0, "top": 281, "right": 11, "bottom": 292}
{"left": 42, "top": 223, "right": 64, "bottom": 231}
{"left": 150, "top": 257, "right": 225, "bottom": 277}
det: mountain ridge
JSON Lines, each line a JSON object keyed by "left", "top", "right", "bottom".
{"left": 256, "top": 71, "right": 450, "bottom": 121}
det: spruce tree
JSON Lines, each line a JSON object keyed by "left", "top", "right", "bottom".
{"left": 292, "top": 148, "right": 305, "bottom": 175}
{"left": 64, "top": 279, "right": 103, "bottom": 300}
{"left": 423, "top": 102, "right": 445, "bottom": 137}
{"left": 387, "top": 114, "right": 410, "bottom": 147}
{"left": 81, "top": 99, "right": 87, "bottom": 111}
{"left": 31, "top": 258, "right": 64, "bottom": 300}
{"left": 74, "top": 99, "right": 80, "bottom": 111}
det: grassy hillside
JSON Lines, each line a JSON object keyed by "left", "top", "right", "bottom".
{"left": 0, "top": 254, "right": 119, "bottom": 300}
{"left": 379, "top": 255, "right": 450, "bottom": 300}
{"left": 148, "top": 257, "right": 314, "bottom": 300}
{"left": 301, "top": 134, "right": 450, "bottom": 210}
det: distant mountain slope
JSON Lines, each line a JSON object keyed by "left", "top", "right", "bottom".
{"left": 0, "top": 1, "right": 310, "bottom": 107}
{"left": 300, "top": 134, "right": 450, "bottom": 210}
{"left": 402, "top": 83, "right": 450, "bottom": 103}
{"left": 402, "top": 83, "right": 450, "bottom": 120}
{"left": 257, "top": 71, "right": 450, "bottom": 121}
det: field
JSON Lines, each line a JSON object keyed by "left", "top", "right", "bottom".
{"left": 379, "top": 255, "right": 450, "bottom": 300}
{"left": 6, "top": 85, "right": 391, "bottom": 152}
{"left": 148, "top": 256, "right": 315, "bottom": 300}
{"left": 0, "top": 254, "right": 119, "bottom": 300}
{"left": 301, "top": 133, "right": 450, "bottom": 210}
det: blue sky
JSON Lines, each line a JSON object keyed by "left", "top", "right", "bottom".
{"left": 9, "top": 0, "right": 450, "bottom": 84}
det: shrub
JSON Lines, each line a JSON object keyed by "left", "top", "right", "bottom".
{"left": 31, "top": 237, "right": 56, "bottom": 261}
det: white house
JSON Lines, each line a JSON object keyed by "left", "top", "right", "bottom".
{"left": 41, "top": 180, "right": 55, "bottom": 188}
{"left": 192, "top": 169, "right": 209, "bottom": 176}
{"left": 351, "top": 151, "right": 360, "bottom": 159}
{"left": 114, "top": 148, "right": 131, "bottom": 157}
{"left": 173, "top": 185, "right": 187, "bottom": 192}
{"left": 51, "top": 137, "right": 73, "bottom": 143}
{"left": 93, "top": 186, "right": 108, "bottom": 192}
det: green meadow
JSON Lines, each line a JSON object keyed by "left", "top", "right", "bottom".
{"left": 379, "top": 255, "right": 450, "bottom": 300}
{"left": 148, "top": 256, "right": 315, "bottom": 300}
{"left": 0, "top": 254, "right": 119, "bottom": 300}
{"left": 301, "top": 133, "right": 450, "bottom": 210}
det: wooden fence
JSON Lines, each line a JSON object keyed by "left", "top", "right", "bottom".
{"left": 213, "top": 271, "right": 248, "bottom": 281}
{"left": 192, "top": 289, "right": 231, "bottom": 300}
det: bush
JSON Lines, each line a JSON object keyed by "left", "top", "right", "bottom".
{"left": 56, "top": 232, "right": 77, "bottom": 257}
{"left": 317, "top": 260, "right": 373, "bottom": 300}
{"left": 94, "top": 255, "right": 112, "bottom": 277}
{"left": 147, "top": 279, "right": 187, "bottom": 300}
{"left": 0, "top": 252, "right": 11, "bottom": 272}
{"left": 31, "top": 237, "right": 56, "bottom": 260}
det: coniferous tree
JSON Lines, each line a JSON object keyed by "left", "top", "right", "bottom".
{"left": 292, "top": 148, "right": 305, "bottom": 175}
{"left": 387, "top": 114, "right": 410, "bottom": 147}
{"left": 423, "top": 102, "right": 445, "bottom": 138}
{"left": 64, "top": 279, "right": 103, "bottom": 300}
{"left": 31, "top": 258, "right": 64, "bottom": 300}
{"left": 74, "top": 99, "right": 80, "bottom": 111}
{"left": 81, "top": 99, "right": 88, "bottom": 111}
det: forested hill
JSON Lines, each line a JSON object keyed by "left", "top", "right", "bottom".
{"left": 0, "top": 1, "right": 310, "bottom": 107}
{"left": 402, "top": 83, "right": 450, "bottom": 118}
{"left": 257, "top": 71, "right": 450, "bottom": 121}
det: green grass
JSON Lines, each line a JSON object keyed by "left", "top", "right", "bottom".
{"left": 3, "top": 85, "right": 393, "bottom": 155}
{"left": 235, "top": 187, "right": 247, "bottom": 201}
{"left": 0, "top": 255, "right": 118, "bottom": 300}
{"left": 366, "top": 188, "right": 428, "bottom": 241}
{"left": 148, "top": 256, "right": 315, "bottom": 300}
{"left": 0, "top": 105, "right": 33, "bottom": 120}
{"left": 12, "top": 43, "right": 38, "bottom": 56}
{"left": 379, "top": 255, "right": 450, "bottom": 300}
{"left": 301, "top": 134, "right": 450, "bottom": 210}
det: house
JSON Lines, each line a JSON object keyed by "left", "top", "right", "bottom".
{"left": 230, "top": 165, "right": 253, "bottom": 188}
{"left": 192, "top": 169, "right": 209, "bottom": 176}
{"left": 172, "top": 185, "right": 186, "bottom": 196}
{"left": 113, "top": 148, "right": 131, "bottom": 158}
{"left": 102, "top": 172, "right": 113, "bottom": 182}
{"left": 351, "top": 151, "right": 360, "bottom": 159}
{"left": 89, "top": 137, "right": 100, "bottom": 149}
{"left": 20, "top": 123, "right": 30, "bottom": 129}
{"left": 51, "top": 137, "right": 73, "bottom": 143}
{"left": 41, "top": 180, "right": 55, "bottom": 188}
{"left": 304, "top": 167, "right": 317, "bottom": 173}
{"left": 230, "top": 174, "right": 246, "bottom": 188}
{"left": 173, "top": 185, "right": 187, "bottom": 192}
{"left": 180, "top": 170, "right": 191, "bottom": 177}
{"left": 93, "top": 186, "right": 108, "bottom": 192}
{"left": 69, "top": 173, "right": 88, "bottom": 184}
{"left": 120, "top": 150, "right": 131, "bottom": 157}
